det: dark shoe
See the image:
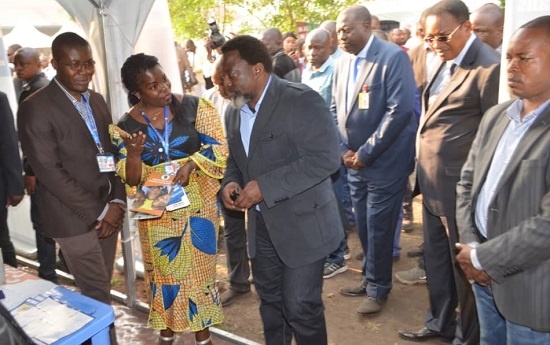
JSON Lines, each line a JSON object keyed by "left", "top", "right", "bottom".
{"left": 357, "top": 296, "right": 387, "bottom": 315}
{"left": 401, "top": 218, "right": 414, "bottom": 232}
{"left": 323, "top": 262, "right": 348, "bottom": 279}
{"left": 395, "top": 267, "right": 427, "bottom": 285}
{"left": 339, "top": 279, "right": 367, "bottom": 297}
{"left": 407, "top": 243, "right": 424, "bottom": 258}
{"left": 398, "top": 327, "right": 453, "bottom": 342}
{"left": 220, "top": 288, "right": 249, "bottom": 307}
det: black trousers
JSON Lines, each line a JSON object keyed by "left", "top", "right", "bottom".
{"left": 251, "top": 211, "right": 327, "bottom": 345}
{"left": 422, "top": 203, "right": 479, "bottom": 344}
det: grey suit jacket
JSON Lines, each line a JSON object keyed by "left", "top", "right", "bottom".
{"left": 417, "top": 37, "right": 500, "bottom": 216}
{"left": 17, "top": 81, "right": 125, "bottom": 239}
{"left": 331, "top": 36, "right": 417, "bottom": 180}
{"left": 456, "top": 99, "right": 550, "bottom": 331}
{"left": 222, "top": 76, "right": 344, "bottom": 268}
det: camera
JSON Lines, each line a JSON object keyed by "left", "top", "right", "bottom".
{"left": 208, "top": 17, "right": 226, "bottom": 49}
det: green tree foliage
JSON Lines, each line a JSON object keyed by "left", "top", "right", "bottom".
{"left": 168, "top": 0, "right": 222, "bottom": 40}
{"left": 169, "top": 0, "right": 358, "bottom": 40}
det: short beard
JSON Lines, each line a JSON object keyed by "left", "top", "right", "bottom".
{"left": 230, "top": 92, "right": 255, "bottom": 110}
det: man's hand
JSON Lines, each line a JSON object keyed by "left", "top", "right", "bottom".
{"left": 342, "top": 150, "right": 365, "bottom": 170}
{"left": 96, "top": 222, "right": 120, "bottom": 239}
{"left": 352, "top": 152, "right": 366, "bottom": 170}
{"left": 456, "top": 243, "right": 491, "bottom": 286}
{"left": 6, "top": 195, "right": 24, "bottom": 207}
{"left": 25, "top": 175, "right": 36, "bottom": 195}
{"left": 222, "top": 182, "right": 242, "bottom": 210}
{"left": 234, "top": 180, "right": 263, "bottom": 210}
{"left": 95, "top": 203, "right": 125, "bottom": 238}
{"left": 342, "top": 150, "right": 355, "bottom": 169}
{"left": 101, "top": 203, "right": 125, "bottom": 229}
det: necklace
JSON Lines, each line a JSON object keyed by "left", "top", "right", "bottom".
{"left": 151, "top": 109, "right": 162, "bottom": 121}
{"left": 138, "top": 103, "right": 163, "bottom": 121}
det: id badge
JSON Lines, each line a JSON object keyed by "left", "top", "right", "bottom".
{"left": 358, "top": 85, "right": 370, "bottom": 110}
{"left": 97, "top": 153, "right": 116, "bottom": 173}
{"left": 164, "top": 162, "right": 180, "bottom": 175}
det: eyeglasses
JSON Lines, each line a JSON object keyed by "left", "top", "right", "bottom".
{"left": 424, "top": 22, "right": 464, "bottom": 44}
{"left": 61, "top": 60, "right": 96, "bottom": 71}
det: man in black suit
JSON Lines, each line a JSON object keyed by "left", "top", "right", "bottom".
{"left": 0, "top": 92, "right": 24, "bottom": 268}
{"left": 14, "top": 47, "right": 57, "bottom": 283}
{"left": 261, "top": 28, "right": 301, "bottom": 82}
{"left": 399, "top": 0, "right": 500, "bottom": 343}
{"left": 219, "top": 35, "right": 343, "bottom": 345}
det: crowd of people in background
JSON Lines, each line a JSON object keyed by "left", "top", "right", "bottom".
{"left": 2, "top": 0, "right": 550, "bottom": 344}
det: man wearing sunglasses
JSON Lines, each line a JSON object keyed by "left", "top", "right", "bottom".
{"left": 399, "top": 0, "right": 500, "bottom": 343}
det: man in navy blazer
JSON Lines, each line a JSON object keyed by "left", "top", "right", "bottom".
{"left": 332, "top": 4, "right": 417, "bottom": 314}
{"left": 219, "top": 35, "right": 343, "bottom": 345}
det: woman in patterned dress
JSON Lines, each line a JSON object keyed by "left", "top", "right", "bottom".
{"left": 112, "top": 53, "right": 226, "bottom": 345}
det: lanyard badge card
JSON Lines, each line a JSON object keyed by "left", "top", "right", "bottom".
{"left": 97, "top": 153, "right": 116, "bottom": 173}
{"left": 76, "top": 96, "right": 116, "bottom": 173}
{"left": 358, "top": 85, "right": 370, "bottom": 110}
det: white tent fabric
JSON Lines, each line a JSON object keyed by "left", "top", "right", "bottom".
{"left": 52, "top": 21, "right": 87, "bottom": 39}
{"left": 3, "top": 22, "right": 53, "bottom": 48}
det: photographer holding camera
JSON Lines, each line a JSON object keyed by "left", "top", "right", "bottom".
{"left": 202, "top": 18, "right": 227, "bottom": 90}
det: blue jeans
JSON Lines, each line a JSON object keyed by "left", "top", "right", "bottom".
{"left": 347, "top": 172, "right": 407, "bottom": 298}
{"left": 332, "top": 164, "right": 355, "bottom": 226}
{"left": 251, "top": 211, "right": 327, "bottom": 345}
{"left": 473, "top": 283, "right": 550, "bottom": 344}
{"left": 393, "top": 202, "right": 403, "bottom": 257}
{"left": 325, "top": 165, "right": 352, "bottom": 266}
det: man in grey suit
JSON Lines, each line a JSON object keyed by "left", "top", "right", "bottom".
{"left": 219, "top": 35, "right": 343, "bottom": 345}
{"left": 456, "top": 16, "right": 550, "bottom": 343}
{"left": 333, "top": 4, "right": 417, "bottom": 315}
{"left": 398, "top": 0, "right": 500, "bottom": 343}
{"left": 17, "top": 33, "right": 125, "bottom": 342}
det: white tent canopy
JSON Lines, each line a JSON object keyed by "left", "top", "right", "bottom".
{"left": 3, "top": 22, "right": 53, "bottom": 48}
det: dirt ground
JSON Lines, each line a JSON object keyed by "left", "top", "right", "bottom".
{"left": 212, "top": 197, "right": 450, "bottom": 345}
{"left": 106, "top": 196, "right": 450, "bottom": 345}
{"left": 40, "top": 196, "right": 450, "bottom": 344}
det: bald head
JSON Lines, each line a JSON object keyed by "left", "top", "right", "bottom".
{"left": 342, "top": 5, "right": 372, "bottom": 24}
{"left": 13, "top": 47, "right": 42, "bottom": 82}
{"left": 371, "top": 15, "right": 380, "bottom": 30}
{"left": 305, "top": 28, "right": 332, "bottom": 69}
{"left": 211, "top": 58, "right": 232, "bottom": 99}
{"left": 471, "top": 3, "right": 504, "bottom": 49}
{"left": 320, "top": 20, "right": 339, "bottom": 53}
{"left": 262, "top": 28, "right": 283, "bottom": 55}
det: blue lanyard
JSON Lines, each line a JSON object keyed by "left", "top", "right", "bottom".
{"left": 74, "top": 95, "right": 104, "bottom": 154}
{"left": 139, "top": 106, "right": 171, "bottom": 161}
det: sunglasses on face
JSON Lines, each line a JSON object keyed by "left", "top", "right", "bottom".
{"left": 424, "top": 22, "right": 464, "bottom": 44}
